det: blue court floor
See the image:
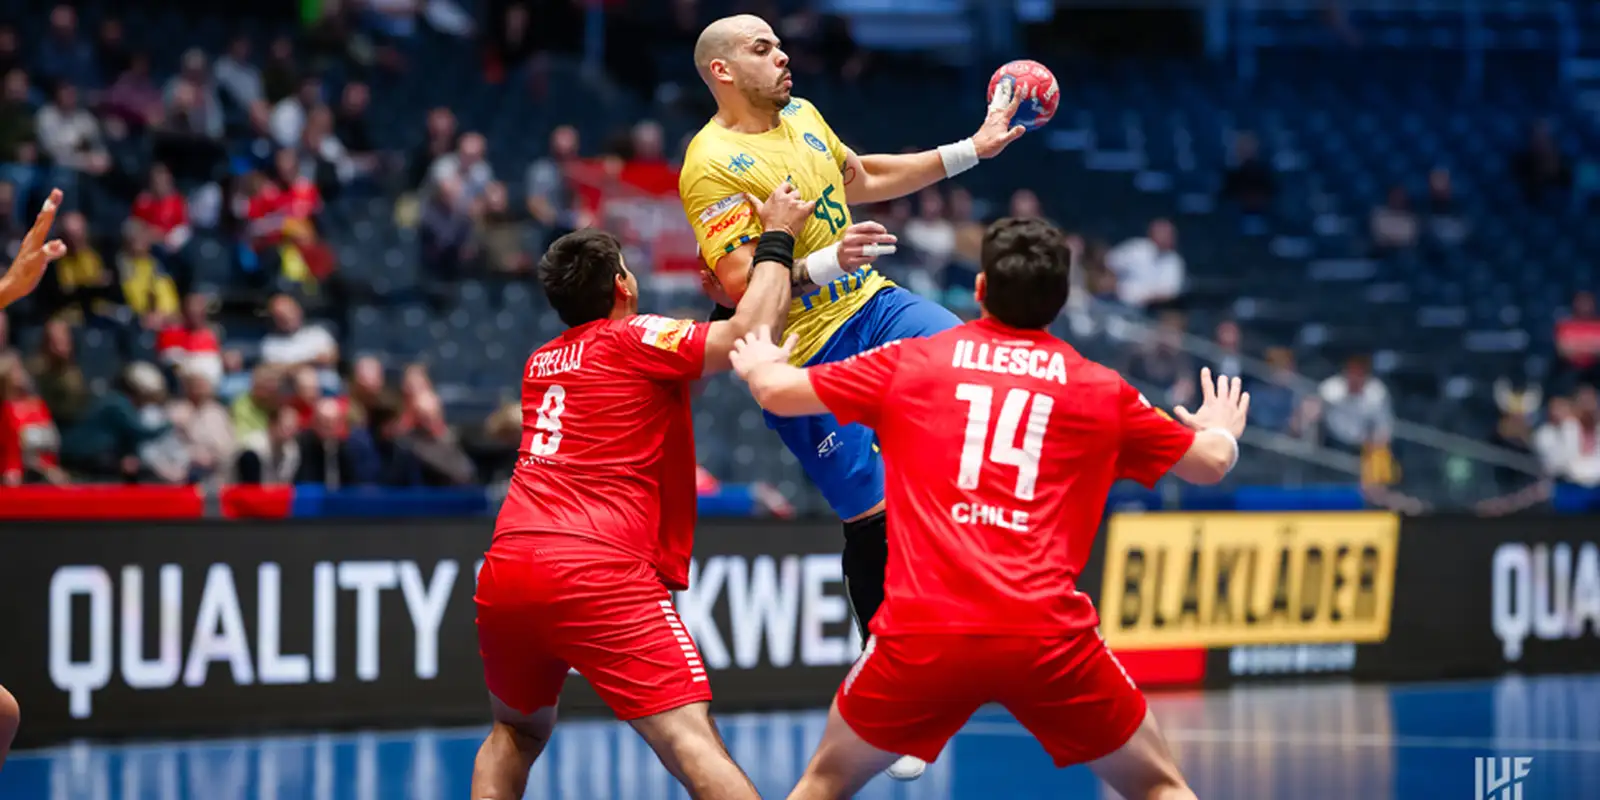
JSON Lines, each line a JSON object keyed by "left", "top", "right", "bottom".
{"left": 4, "top": 674, "right": 1598, "bottom": 799}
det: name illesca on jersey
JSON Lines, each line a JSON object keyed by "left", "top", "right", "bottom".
{"left": 952, "top": 339, "right": 1068, "bottom": 385}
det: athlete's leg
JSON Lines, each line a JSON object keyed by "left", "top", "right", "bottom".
{"left": 1087, "top": 709, "right": 1195, "bottom": 800}
{"left": 786, "top": 698, "right": 898, "bottom": 800}
{"left": 630, "top": 701, "right": 760, "bottom": 800}
{"left": 0, "top": 682, "right": 18, "bottom": 772}
{"left": 841, "top": 509, "right": 887, "bottom": 638}
{"left": 470, "top": 696, "right": 557, "bottom": 800}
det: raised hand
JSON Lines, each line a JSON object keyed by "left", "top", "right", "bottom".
{"left": 745, "top": 181, "right": 815, "bottom": 238}
{"left": 0, "top": 188, "right": 67, "bottom": 308}
{"left": 729, "top": 325, "right": 796, "bottom": 380}
{"left": 972, "top": 80, "right": 1026, "bottom": 159}
{"left": 837, "top": 221, "right": 898, "bottom": 270}
{"left": 1173, "top": 368, "right": 1251, "bottom": 438}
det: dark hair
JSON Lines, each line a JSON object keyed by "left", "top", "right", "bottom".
{"left": 979, "top": 217, "right": 1072, "bottom": 329}
{"left": 539, "top": 228, "right": 625, "bottom": 327}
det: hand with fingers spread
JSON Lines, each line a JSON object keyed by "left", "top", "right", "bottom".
{"left": 0, "top": 188, "right": 67, "bottom": 309}
{"left": 837, "top": 221, "right": 898, "bottom": 270}
{"left": 729, "top": 324, "right": 796, "bottom": 381}
{"left": 745, "top": 181, "right": 815, "bottom": 238}
{"left": 1174, "top": 367, "right": 1251, "bottom": 439}
{"left": 972, "top": 80, "right": 1027, "bottom": 160}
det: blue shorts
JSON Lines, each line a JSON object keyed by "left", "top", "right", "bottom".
{"left": 766, "top": 287, "right": 961, "bottom": 519}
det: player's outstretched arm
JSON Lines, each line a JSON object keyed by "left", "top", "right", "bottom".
{"left": 727, "top": 325, "right": 830, "bottom": 417}
{"left": 702, "top": 182, "right": 814, "bottom": 374}
{"left": 1170, "top": 368, "right": 1251, "bottom": 485}
{"left": 837, "top": 86, "right": 1024, "bottom": 206}
{"left": 709, "top": 221, "right": 897, "bottom": 304}
{"left": 0, "top": 189, "right": 66, "bottom": 310}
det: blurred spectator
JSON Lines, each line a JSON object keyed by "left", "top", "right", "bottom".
{"left": 1556, "top": 290, "right": 1600, "bottom": 387}
{"left": 1248, "top": 346, "right": 1317, "bottom": 437}
{"left": 525, "top": 125, "right": 589, "bottom": 235}
{"left": 410, "top": 107, "right": 460, "bottom": 191}
{"left": 156, "top": 79, "right": 227, "bottom": 181}
{"left": 1425, "top": 167, "right": 1468, "bottom": 246}
{"left": 407, "top": 390, "right": 476, "bottom": 486}
{"left": 420, "top": 177, "right": 476, "bottom": 280}
{"left": 0, "top": 26, "right": 20, "bottom": 78}
{"left": 486, "top": 2, "right": 537, "bottom": 84}
{"left": 231, "top": 363, "right": 281, "bottom": 437}
{"left": 287, "top": 364, "right": 332, "bottom": 421}
{"left": 1009, "top": 188, "right": 1042, "bottom": 219}
{"left": 94, "top": 18, "right": 130, "bottom": 86}
{"left": 1512, "top": 120, "right": 1571, "bottom": 207}
{"left": 1207, "top": 320, "right": 1244, "bottom": 378}
{"left": 165, "top": 366, "right": 235, "bottom": 486}
{"left": 366, "top": 0, "right": 421, "bottom": 40}
{"left": 37, "top": 82, "right": 112, "bottom": 176}
{"left": 346, "top": 355, "right": 394, "bottom": 426}
{"left": 47, "top": 211, "right": 123, "bottom": 323}
{"left": 0, "top": 69, "right": 36, "bottom": 163}
{"left": 1534, "top": 396, "right": 1577, "bottom": 478}
{"left": 1538, "top": 387, "right": 1600, "bottom": 487}
{"left": 262, "top": 37, "right": 298, "bottom": 104}
{"left": 0, "top": 357, "right": 66, "bottom": 485}
{"left": 947, "top": 187, "right": 984, "bottom": 274}
{"left": 333, "top": 82, "right": 381, "bottom": 174}
{"left": 60, "top": 362, "right": 181, "bottom": 482}
{"left": 217, "top": 349, "right": 250, "bottom": 403}
{"left": 35, "top": 5, "right": 97, "bottom": 91}
{"left": 261, "top": 149, "right": 334, "bottom": 289}
{"left": 1369, "top": 186, "right": 1418, "bottom": 253}
{"left": 115, "top": 220, "right": 180, "bottom": 329}
{"left": 1493, "top": 376, "right": 1543, "bottom": 426}
{"left": 213, "top": 35, "right": 264, "bottom": 112}
{"left": 0, "top": 310, "right": 11, "bottom": 363}
{"left": 132, "top": 163, "right": 193, "bottom": 252}
{"left": 903, "top": 189, "right": 955, "bottom": 274}
{"left": 1318, "top": 354, "right": 1393, "bottom": 454}
{"left": 296, "top": 395, "right": 379, "bottom": 488}
{"left": 236, "top": 99, "right": 277, "bottom": 170}
{"left": 261, "top": 294, "right": 338, "bottom": 373}
{"left": 1221, "top": 132, "right": 1276, "bottom": 215}
{"left": 300, "top": 105, "right": 356, "bottom": 193}
{"left": 368, "top": 400, "right": 424, "bottom": 486}
{"left": 157, "top": 293, "right": 223, "bottom": 386}
{"left": 477, "top": 181, "right": 533, "bottom": 275}
{"left": 483, "top": 397, "right": 520, "bottom": 445}
{"left": 270, "top": 75, "right": 323, "bottom": 150}
{"left": 1126, "top": 313, "right": 1194, "bottom": 407}
{"left": 101, "top": 53, "right": 164, "bottom": 130}
{"left": 163, "top": 49, "right": 225, "bottom": 140}
{"left": 0, "top": 182, "right": 22, "bottom": 258}
{"left": 1106, "top": 218, "right": 1184, "bottom": 309}
{"left": 1490, "top": 405, "right": 1537, "bottom": 492}
{"left": 429, "top": 131, "right": 493, "bottom": 204}
{"left": 235, "top": 404, "right": 300, "bottom": 485}
{"left": 25, "top": 319, "right": 87, "bottom": 426}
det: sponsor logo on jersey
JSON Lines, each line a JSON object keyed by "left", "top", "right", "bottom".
{"left": 697, "top": 195, "right": 745, "bottom": 224}
{"left": 727, "top": 153, "right": 756, "bottom": 175}
{"left": 781, "top": 100, "right": 802, "bottom": 117}
{"left": 706, "top": 206, "right": 753, "bottom": 237}
{"left": 803, "top": 132, "right": 827, "bottom": 154}
{"left": 632, "top": 315, "right": 695, "bottom": 352}
{"left": 1100, "top": 512, "right": 1400, "bottom": 650}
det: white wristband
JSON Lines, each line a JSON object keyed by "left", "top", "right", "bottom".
{"left": 804, "top": 242, "right": 846, "bottom": 285}
{"left": 1204, "top": 428, "right": 1240, "bottom": 474}
{"left": 937, "top": 138, "right": 979, "bottom": 178}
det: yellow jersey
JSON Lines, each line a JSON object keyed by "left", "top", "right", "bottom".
{"left": 679, "top": 97, "right": 893, "bottom": 366}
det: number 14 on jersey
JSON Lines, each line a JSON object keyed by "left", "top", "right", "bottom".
{"left": 952, "top": 383, "right": 1053, "bottom": 532}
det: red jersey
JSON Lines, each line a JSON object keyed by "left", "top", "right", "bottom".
{"left": 495, "top": 315, "right": 710, "bottom": 590}
{"left": 132, "top": 192, "right": 189, "bottom": 235}
{"left": 0, "top": 397, "right": 59, "bottom": 483}
{"left": 809, "top": 318, "right": 1196, "bottom": 636}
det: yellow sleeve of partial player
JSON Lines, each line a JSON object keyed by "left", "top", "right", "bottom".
{"left": 679, "top": 136, "right": 764, "bottom": 269}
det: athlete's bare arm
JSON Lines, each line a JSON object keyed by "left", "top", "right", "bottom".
{"left": 1169, "top": 368, "right": 1250, "bottom": 485}
{"left": 702, "top": 182, "right": 814, "bottom": 375}
{"left": 0, "top": 189, "right": 66, "bottom": 310}
{"left": 708, "top": 221, "right": 897, "bottom": 303}
{"left": 726, "top": 326, "right": 828, "bottom": 416}
{"left": 836, "top": 90, "right": 1025, "bottom": 206}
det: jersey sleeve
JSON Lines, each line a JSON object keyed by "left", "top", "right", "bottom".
{"left": 679, "top": 154, "right": 762, "bottom": 268}
{"left": 1115, "top": 381, "right": 1199, "bottom": 488}
{"left": 619, "top": 316, "right": 711, "bottom": 381}
{"left": 808, "top": 341, "right": 906, "bottom": 429}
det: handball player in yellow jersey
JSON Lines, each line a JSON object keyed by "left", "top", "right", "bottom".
{"left": 679, "top": 14, "right": 1024, "bottom": 779}
{"left": 0, "top": 185, "right": 66, "bottom": 774}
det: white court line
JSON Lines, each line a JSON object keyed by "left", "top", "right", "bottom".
{"left": 958, "top": 721, "right": 1600, "bottom": 754}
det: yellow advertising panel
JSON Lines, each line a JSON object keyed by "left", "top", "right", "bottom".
{"left": 1100, "top": 512, "right": 1400, "bottom": 650}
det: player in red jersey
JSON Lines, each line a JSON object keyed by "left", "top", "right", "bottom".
{"left": 0, "top": 186, "right": 66, "bottom": 774}
{"left": 471, "top": 180, "right": 846, "bottom": 800}
{"left": 729, "top": 217, "right": 1250, "bottom": 800}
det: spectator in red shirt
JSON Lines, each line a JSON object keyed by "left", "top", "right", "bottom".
{"left": 157, "top": 292, "right": 223, "bottom": 385}
{"left": 0, "top": 356, "right": 67, "bottom": 485}
{"left": 132, "top": 162, "right": 192, "bottom": 253}
{"left": 1557, "top": 291, "right": 1600, "bottom": 388}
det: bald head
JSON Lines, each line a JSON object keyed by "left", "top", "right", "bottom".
{"left": 693, "top": 15, "right": 792, "bottom": 115}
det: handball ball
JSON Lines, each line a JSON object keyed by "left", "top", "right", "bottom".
{"left": 988, "top": 60, "right": 1059, "bottom": 131}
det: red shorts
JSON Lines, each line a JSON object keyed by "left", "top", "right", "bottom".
{"left": 837, "top": 632, "right": 1147, "bottom": 767}
{"left": 475, "top": 534, "right": 712, "bottom": 721}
